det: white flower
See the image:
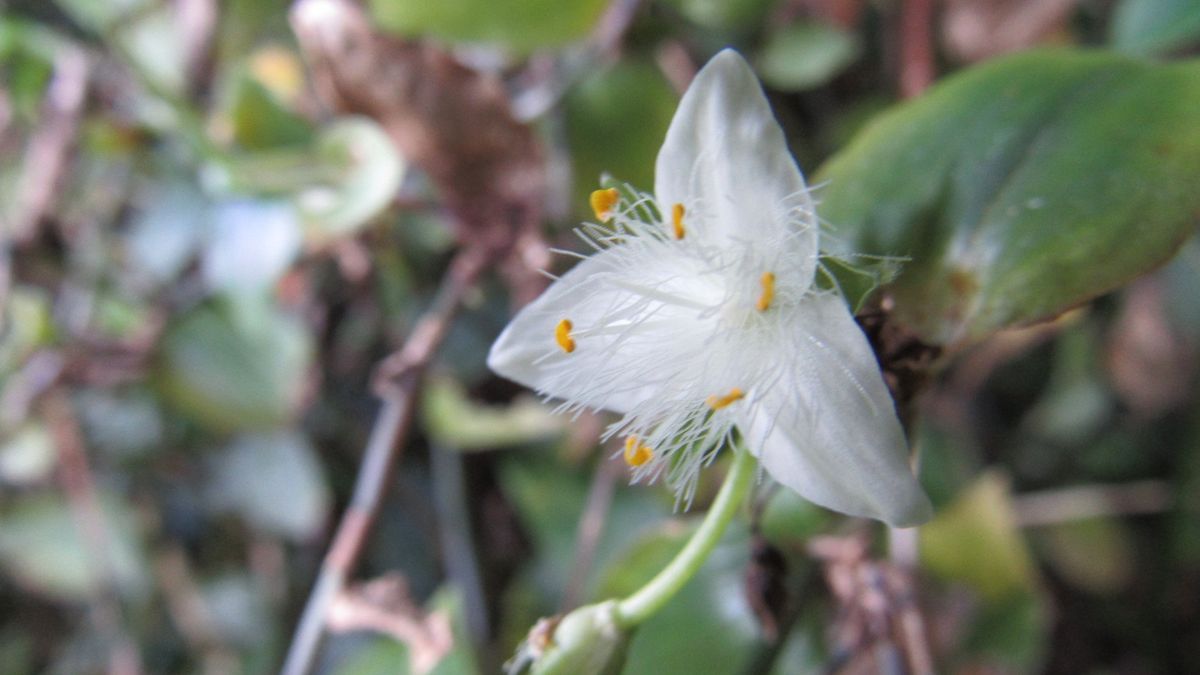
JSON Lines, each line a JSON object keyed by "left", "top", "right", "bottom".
{"left": 488, "top": 50, "right": 931, "bottom": 527}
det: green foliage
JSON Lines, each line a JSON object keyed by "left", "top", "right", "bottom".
{"left": 368, "top": 0, "right": 609, "bottom": 52}
{"left": 818, "top": 50, "right": 1200, "bottom": 345}
{"left": 755, "top": 22, "right": 860, "bottom": 92}
{"left": 1111, "top": 0, "right": 1200, "bottom": 56}
{"left": 566, "top": 60, "right": 678, "bottom": 215}
{"left": 157, "top": 296, "right": 313, "bottom": 432}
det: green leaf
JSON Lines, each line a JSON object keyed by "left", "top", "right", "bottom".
{"left": 817, "top": 50, "right": 1200, "bottom": 345}
{"left": 755, "top": 22, "right": 860, "bottom": 92}
{"left": 1034, "top": 518, "right": 1136, "bottom": 594}
{"left": 204, "top": 430, "right": 331, "bottom": 540}
{"left": 920, "top": 471, "right": 1038, "bottom": 600}
{"left": 1111, "top": 0, "right": 1200, "bottom": 56}
{"left": 157, "top": 296, "right": 312, "bottom": 432}
{"left": 295, "top": 117, "right": 405, "bottom": 242}
{"left": 223, "top": 68, "right": 313, "bottom": 150}
{"left": 422, "top": 377, "right": 564, "bottom": 450}
{"left": 368, "top": 0, "right": 608, "bottom": 53}
{"left": 0, "top": 493, "right": 146, "bottom": 601}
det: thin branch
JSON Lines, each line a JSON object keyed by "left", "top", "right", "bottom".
{"left": 282, "top": 246, "right": 490, "bottom": 675}
{"left": 1012, "top": 480, "right": 1172, "bottom": 528}
{"left": 560, "top": 451, "right": 622, "bottom": 611}
{"left": 44, "top": 391, "right": 143, "bottom": 675}
{"left": 898, "top": 0, "right": 936, "bottom": 99}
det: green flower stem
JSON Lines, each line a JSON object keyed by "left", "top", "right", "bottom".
{"left": 614, "top": 448, "right": 757, "bottom": 628}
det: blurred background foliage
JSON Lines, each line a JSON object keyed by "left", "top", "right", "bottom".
{"left": 2, "top": 0, "right": 1200, "bottom": 673}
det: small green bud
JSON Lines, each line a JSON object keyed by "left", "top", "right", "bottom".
{"left": 505, "top": 600, "right": 631, "bottom": 675}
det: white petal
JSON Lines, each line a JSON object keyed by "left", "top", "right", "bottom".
{"left": 487, "top": 246, "right": 723, "bottom": 415}
{"left": 739, "top": 293, "right": 932, "bottom": 527}
{"left": 654, "top": 50, "right": 817, "bottom": 279}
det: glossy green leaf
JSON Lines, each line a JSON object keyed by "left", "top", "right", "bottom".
{"left": 756, "top": 22, "right": 860, "bottom": 92}
{"left": 817, "top": 50, "right": 1200, "bottom": 345}
{"left": 1111, "top": 0, "right": 1200, "bottom": 56}
{"left": 157, "top": 296, "right": 312, "bottom": 432}
{"left": 368, "top": 0, "right": 607, "bottom": 52}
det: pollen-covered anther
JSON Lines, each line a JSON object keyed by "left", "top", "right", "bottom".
{"left": 623, "top": 436, "right": 654, "bottom": 467}
{"left": 554, "top": 318, "right": 576, "bottom": 353}
{"left": 706, "top": 387, "right": 745, "bottom": 410}
{"left": 671, "top": 203, "right": 686, "bottom": 239}
{"left": 590, "top": 188, "right": 620, "bottom": 222}
{"left": 756, "top": 272, "right": 775, "bottom": 312}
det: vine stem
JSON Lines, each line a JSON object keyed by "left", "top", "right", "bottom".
{"left": 615, "top": 448, "right": 756, "bottom": 628}
{"left": 282, "top": 246, "right": 489, "bottom": 675}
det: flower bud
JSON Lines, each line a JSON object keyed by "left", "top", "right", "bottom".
{"left": 506, "top": 600, "right": 631, "bottom": 675}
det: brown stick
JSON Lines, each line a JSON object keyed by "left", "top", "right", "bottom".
{"left": 899, "top": 0, "right": 936, "bottom": 99}
{"left": 282, "top": 246, "right": 490, "bottom": 675}
{"left": 45, "top": 391, "right": 143, "bottom": 675}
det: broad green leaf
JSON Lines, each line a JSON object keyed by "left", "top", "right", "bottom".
{"left": 817, "top": 50, "right": 1200, "bottom": 345}
{"left": 920, "top": 471, "right": 1037, "bottom": 600}
{"left": 203, "top": 430, "right": 331, "bottom": 540}
{"left": 755, "top": 22, "right": 860, "bottom": 92}
{"left": 1111, "top": 0, "right": 1200, "bottom": 56}
{"left": 157, "top": 296, "right": 312, "bottom": 432}
{"left": 368, "top": 0, "right": 607, "bottom": 53}
{"left": 0, "top": 493, "right": 146, "bottom": 601}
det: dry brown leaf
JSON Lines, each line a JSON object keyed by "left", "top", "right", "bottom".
{"left": 289, "top": 0, "right": 545, "bottom": 257}
{"left": 328, "top": 574, "right": 454, "bottom": 675}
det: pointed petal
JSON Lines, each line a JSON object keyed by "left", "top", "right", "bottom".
{"left": 488, "top": 246, "right": 721, "bottom": 415}
{"left": 740, "top": 293, "right": 932, "bottom": 527}
{"left": 654, "top": 50, "right": 818, "bottom": 279}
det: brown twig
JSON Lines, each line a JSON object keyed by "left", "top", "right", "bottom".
{"left": 282, "top": 246, "right": 491, "bottom": 675}
{"left": 44, "top": 391, "right": 143, "bottom": 675}
{"left": 560, "top": 451, "right": 623, "bottom": 611}
{"left": 7, "top": 45, "right": 89, "bottom": 243}
{"left": 1012, "top": 480, "right": 1172, "bottom": 528}
{"left": 898, "top": 0, "right": 936, "bottom": 98}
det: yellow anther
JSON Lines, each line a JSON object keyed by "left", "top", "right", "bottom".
{"left": 624, "top": 436, "right": 654, "bottom": 467}
{"left": 554, "top": 319, "right": 576, "bottom": 353}
{"left": 706, "top": 387, "right": 745, "bottom": 410}
{"left": 590, "top": 188, "right": 620, "bottom": 222}
{"left": 671, "top": 203, "right": 686, "bottom": 239}
{"left": 756, "top": 272, "right": 776, "bottom": 312}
